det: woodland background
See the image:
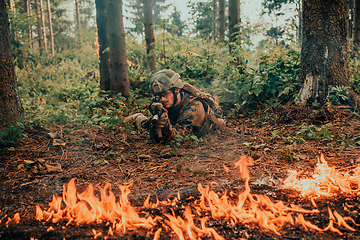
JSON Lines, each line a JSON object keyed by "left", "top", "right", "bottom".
{"left": 2, "top": 0, "right": 360, "bottom": 239}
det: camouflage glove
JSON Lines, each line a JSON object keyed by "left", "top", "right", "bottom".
{"left": 154, "top": 107, "right": 170, "bottom": 129}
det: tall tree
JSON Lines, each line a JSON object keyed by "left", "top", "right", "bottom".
{"left": 75, "top": 0, "right": 81, "bottom": 41}
{"left": 166, "top": 6, "right": 185, "bottom": 37}
{"left": 353, "top": 0, "right": 360, "bottom": 54}
{"left": 126, "top": 0, "right": 166, "bottom": 36}
{"left": 39, "top": 0, "right": 47, "bottom": 51}
{"left": 212, "top": 0, "right": 217, "bottom": 39}
{"left": 297, "top": 0, "right": 360, "bottom": 107}
{"left": 108, "top": 0, "right": 130, "bottom": 98}
{"left": 46, "top": 0, "right": 54, "bottom": 55}
{"left": 0, "top": 0, "right": 24, "bottom": 129}
{"left": 262, "top": 0, "right": 302, "bottom": 43}
{"left": 228, "top": 0, "right": 240, "bottom": 50}
{"left": 35, "top": 0, "right": 44, "bottom": 47}
{"left": 25, "top": 0, "right": 33, "bottom": 48}
{"left": 95, "top": 0, "right": 111, "bottom": 91}
{"left": 143, "top": 0, "right": 156, "bottom": 70}
{"left": 218, "top": 0, "right": 225, "bottom": 40}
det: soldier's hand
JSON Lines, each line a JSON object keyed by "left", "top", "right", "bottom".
{"left": 156, "top": 108, "right": 170, "bottom": 129}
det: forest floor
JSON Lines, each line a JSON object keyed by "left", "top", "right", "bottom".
{"left": 1, "top": 105, "right": 360, "bottom": 239}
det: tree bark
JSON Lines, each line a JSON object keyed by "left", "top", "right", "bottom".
{"left": 297, "top": 0, "right": 360, "bottom": 107}
{"left": 353, "top": 0, "right": 360, "bottom": 54}
{"left": 218, "top": 0, "right": 225, "bottom": 41}
{"left": 75, "top": 0, "right": 81, "bottom": 41}
{"left": 143, "top": 0, "right": 156, "bottom": 71}
{"left": 46, "top": 0, "right": 54, "bottom": 55}
{"left": 95, "top": 0, "right": 111, "bottom": 91}
{"left": 35, "top": 0, "right": 43, "bottom": 47}
{"left": 39, "top": 0, "right": 47, "bottom": 51}
{"left": 212, "top": 0, "right": 217, "bottom": 40}
{"left": 297, "top": 0, "right": 302, "bottom": 43}
{"left": 25, "top": 0, "right": 33, "bottom": 48}
{"left": 108, "top": 0, "right": 130, "bottom": 98}
{"left": 228, "top": 0, "right": 240, "bottom": 51}
{"left": 0, "top": 0, "right": 24, "bottom": 129}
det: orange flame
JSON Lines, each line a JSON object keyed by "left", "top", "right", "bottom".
{"left": 283, "top": 154, "right": 360, "bottom": 197}
{"left": 36, "top": 179, "right": 161, "bottom": 235}
{"left": 5, "top": 212, "right": 20, "bottom": 226}
{"left": 94, "top": 28, "right": 100, "bottom": 63}
{"left": 31, "top": 155, "right": 359, "bottom": 238}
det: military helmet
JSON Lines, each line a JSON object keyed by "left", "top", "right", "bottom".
{"left": 149, "top": 69, "right": 184, "bottom": 95}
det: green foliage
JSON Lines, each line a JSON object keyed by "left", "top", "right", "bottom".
{"left": 125, "top": 0, "right": 167, "bottom": 35}
{"left": 219, "top": 47, "right": 300, "bottom": 111}
{"left": 280, "top": 145, "right": 306, "bottom": 162}
{"left": 327, "top": 85, "right": 350, "bottom": 105}
{"left": 0, "top": 117, "right": 28, "bottom": 151}
{"left": 187, "top": 0, "right": 213, "bottom": 38}
{"left": 297, "top": 123, "right": 333, "bottom": 141}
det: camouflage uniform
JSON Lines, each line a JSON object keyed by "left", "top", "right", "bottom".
{"left": 155, "top": 91, "right": 206, "bottom": 142}
{"left": 128, "top": 69, "right": 224, "bottom": 143}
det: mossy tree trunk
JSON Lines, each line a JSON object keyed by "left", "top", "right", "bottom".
{"left": 228, "top": 0, "right": 240, "bottom": 52}
{"left": 218, "top": 0, "right": 225, "bottom": 41}
{"left": 95, "top": 0, "right": 111, "bottom": 91}
{"left": 0, "top": 0, "right": 24, "bottom": 129}
{"left": 212, "top": 0, "right": 217, "bottom": 40}
{"left": 298, "top": 0, "right": 360, "bottom": 107}
{"left": 353, "top": 0, "right": 360, "bottom": 54}
{"left": 143, "top": 0, "right": 156, "bottom": 71}
{"left": 108, "top": 0, "right": 130, "bottom": 98}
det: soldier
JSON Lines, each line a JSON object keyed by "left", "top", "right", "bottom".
{"left": 123, "top": 69, "right": 225, "bottom": 143}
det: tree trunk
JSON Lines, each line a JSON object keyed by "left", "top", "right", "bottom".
{"left": 212, "top": 0, "right": 217, "bottom": 40}
{"left": 39, "top": 0, "right": 47, "bottom": 51}
{"left": 35, "top": 0, "right": 43, "bottom": 47}
{"left": 25, "top": 0, "right": 33, "bottom": 48}
{"left": 353, "top": 0, "right": 360, "bottom": 54}
{"left": 9, "top": 0, "right": 18, "bottom": 41}
{"left": 0, "top": 0, "right": 24, "bottom": 129}
{"left": 218, "top": 0, "right": 225, "bottom": 41}
{"left": 297, "top": 0, "right": 302, "bottom": 43}
{"left": 75, "top": 0, "right": 81, "bottom": 41}
{"left": 46, "top": 0, "right": 54, "bottom": 55}
{"left": 297, "top": 0, "right": 360, "bottom": 107}
{"left": 349, "top": 0, "right": 355, "bottom": 40}
{"left": 108, "top": 0, "right": 130, "bottom": 98}
{"left": 143, "top": 0, "right": 156, "bottom": 71}
{"left": 228, "top": 0, "right": 240, "bottom": 51}
{"left": 95, "top": 0, "right": 111, "bottom": 91}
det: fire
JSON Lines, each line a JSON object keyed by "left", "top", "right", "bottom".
{"left": 283, "top": 154, "right": 360, "bottom": 197}
{"left": 94, "top": 27, "right": 100, "bottom": 63}
{"left": 35, "top": 179, "right": 160, "bottom": 234}
{"left": 0, "top": 154, "right": 349, "bottom": 238}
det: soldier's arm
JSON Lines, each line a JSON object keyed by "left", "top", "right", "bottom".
{"left": 162, "top": 101, "right": 204, "bottom": 142}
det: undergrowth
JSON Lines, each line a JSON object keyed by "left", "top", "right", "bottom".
{"left": 13, "top": 31, "right": 360, "bottom": 134}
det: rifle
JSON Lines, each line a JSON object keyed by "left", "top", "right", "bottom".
{"left": 150, "top": 95, "right": 163, "bottom": 142}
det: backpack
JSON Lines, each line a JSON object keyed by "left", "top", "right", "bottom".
{"left": 181, "top": 83, "right": 225, "bottom": 132}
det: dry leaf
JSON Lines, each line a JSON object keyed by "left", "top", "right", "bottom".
{"left": 138, "top": 154, "right": 152, "bottom": 159}
{"left": 45, "top": 162, "right": 63, "bottom": 173}
{"left": 48, "top": 132, "right": 57, "bottom": 139}
{"left": 53, "top": 139, "right": 66, "bottom": 146}
{"left": 24, "top": 160, "right": 35, "bottom": 165}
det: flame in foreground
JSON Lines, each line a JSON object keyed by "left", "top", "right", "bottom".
{"left": 31, "top": 155, "right": 359, "bottom": 239}
{"left": 283, "top": 154, "right": 360, "bottom": 197}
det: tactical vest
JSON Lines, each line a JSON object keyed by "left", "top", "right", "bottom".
{"left": 179, "top": 83, "right": 225, "bottom": 136}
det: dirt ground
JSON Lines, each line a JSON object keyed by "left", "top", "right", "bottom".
{"left": 1, "top": 106, "right": 360, "bottom": 239}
